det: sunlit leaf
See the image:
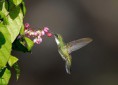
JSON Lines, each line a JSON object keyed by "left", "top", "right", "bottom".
{"left": 5, "top": 12, "right": 23, "bottom": 42}
{"left": 11, "top": 0, "right": 22, "bottom": 6}
{"left": 0, "top": 0, "right": 27, "bottom": 84}
{"left": 20, "top": 24, "right": 24, "bottom": 35}
{"left": 1, "top": 1, "right": 24, "bottom": 42}
{"left": 0, "top": 68, "right": 11, "bottom": 85}
{"left": 24, "top": 37, "right": 34, "bottom": 51}
{"left": 8, "top": 55, "right": 18, "bottom": 67}
{"left": 0, "top": 24, "right": 11, "bottom": 69}
{"left": 0, "top": 1, "right": 9, "bottom": 19}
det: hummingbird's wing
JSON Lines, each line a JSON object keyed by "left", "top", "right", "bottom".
{"left": 67, "top": 38, "right": 92, "bottom": 54}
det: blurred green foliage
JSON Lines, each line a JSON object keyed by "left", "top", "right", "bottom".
{"left": 0, "top": 0, "right": 33, "bottom": 84}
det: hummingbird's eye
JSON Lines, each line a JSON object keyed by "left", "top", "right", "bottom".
{"left": 54, "top": 34, "right": 58, "bottom": 38}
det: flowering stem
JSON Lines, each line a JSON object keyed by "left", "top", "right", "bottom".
{"left": 24, "top": 23, "right": 53, "bottom": 44}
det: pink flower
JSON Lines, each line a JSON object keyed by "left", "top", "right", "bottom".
{"left": 24, "top": 23, "right": 53, "bottom": 45}
{"left": 43, "top": 27, "right": 49, "bottom": 33}
{"left": 36, "top": 30, "right": 41, "bottom": 36}
{"left": 33, "top": 31, "right": 38, "bottom": 36}
{"left": 38, "top": 37, "right": 42, "bottom": 42}
{"left": 33, "top": 37, "right": 42, "bottom": 44}
{"left": 41, "top": 30, "right": 45, "bottom": 36}
{"left": 24, "top": 30, "right": 28, "bottom": 34}
{"left": 33, "top": 38, "right": 37, "bottom": 43}
{"left": 25, "top": 23, "right": 30, "bottom": 28}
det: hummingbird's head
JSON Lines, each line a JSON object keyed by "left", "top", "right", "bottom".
{"left": 54, "top": 34, "right": 63, "bottom": 45}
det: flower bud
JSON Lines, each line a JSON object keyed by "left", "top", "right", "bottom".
{"left": 43, "top": 27, "right": 49, "bottom": 32}
{"left": 47, "top": 32, "right": 52, "bottom": 37}
{"left": 25, "top": 23, "right": 30, "bottom": 28}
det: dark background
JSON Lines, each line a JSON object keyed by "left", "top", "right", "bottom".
{"left": 10, "top": 0, "right": 118, "bottom": 85}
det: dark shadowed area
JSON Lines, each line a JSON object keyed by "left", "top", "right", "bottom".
{"left": 10, "top": 0, "right": 118, "bottom": 85}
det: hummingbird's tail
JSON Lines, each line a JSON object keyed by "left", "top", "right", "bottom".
{"left": 65, "top": 59, "right": 71, "bottom": 74}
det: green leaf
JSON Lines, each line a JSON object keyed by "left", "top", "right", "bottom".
{"left": 12, "top": 38, "right": 28, "bottom": 52}
{"left": 20, "top": 24, "right": 24, "bottom": 35}
{"left": 0, "top": 0, "right": 26, "bottom": 84}
{"left": 0, "top": 1, "right": 9, "bottom": 19}
{"left": 21, "top": 0, "right": 26, "bottom": 16}
{"left": 0, "top": 1, "right": 24, "bottom": 42}
{"left": 13, "top": 36, "right": 34, "bottom": 52}
{"left": 24, "top": 37, "right": 34, "bottom": 51}
{"left": 0, "top": 0, "right": 5, "bottom": 3}
{"left": 13, "top": 37, "right": 34, "bottom": 52}
{"left": 5, "top": 7, "right": 23, "bottom": 42}
{"left": 13, "top": 63, "right": 20, "bottom": 80}
{"left": 0, "top": 1, "right": 4, "bottom": 11}
{"left": 0, "top": 68, "right": 11, "bottom": 85}
{"left": 8, "top": 55, "right": 18, "bottom": 67}
{"left": 9, "top": 4, "right": 20, "bottom": 19}
{"left": 0, "top": 24, "right": 12, "bottom": 69}
{"left": 11, "top": 0, "right": 22, "bottom": 6}
{"left": 0, "top": 67, "right": 6, "bottom": 78}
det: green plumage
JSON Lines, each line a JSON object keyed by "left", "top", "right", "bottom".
{"left": 54, "top": 34, "right": 92, "bottom": 74}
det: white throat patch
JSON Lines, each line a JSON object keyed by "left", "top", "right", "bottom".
{"left": 55, "top": 38, "right": 60, "bottom": 45}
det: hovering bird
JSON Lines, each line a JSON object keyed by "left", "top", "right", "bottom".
{"left": 54, "top": 34, "right": 92, "bottom": 74}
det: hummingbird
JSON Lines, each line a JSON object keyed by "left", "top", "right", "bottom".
{"left": 54, "top": 34, "right": 93, "bottom": 74}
